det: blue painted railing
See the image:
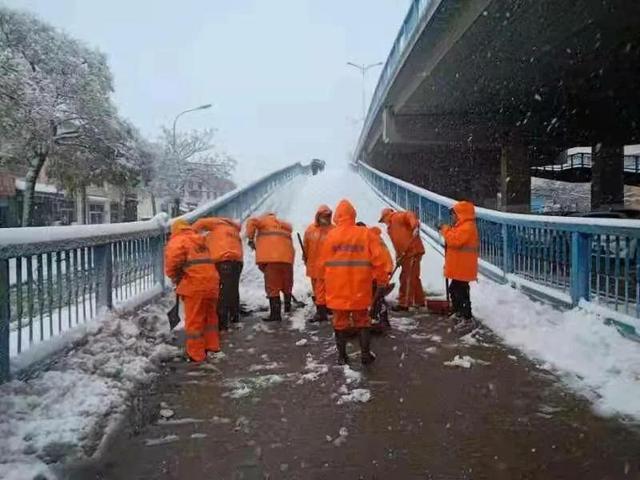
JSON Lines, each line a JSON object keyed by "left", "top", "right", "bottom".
{"left": 532, "top": 152, "right": 640, "bottom": 174}
{"left": 0, "top": 162, "right": 307, "bottom": 381}
{"left": 356, "top": 0, "right": 442, "bottom": 156}
{"left": 358, "top": 162, "right": 640, "bottom": 330}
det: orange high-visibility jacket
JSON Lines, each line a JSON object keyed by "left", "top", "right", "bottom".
{"left": 369, "top": 226, "right": 393, "bottom": 280}
{"left": 165, "top": 221, "right": 219, "bottom": 298}
{"left": 440, "top": 201, "right": 479, "bottom": 282}
{"left": 192, "top": 217, "right": 243, "bottom": 262}
{"left": 380, "top": 208, "right": 425, "bottom": 258}
{"left": 319, "top": 200, "right": 387, "bottom": 310}
{"left": 245, "top": 213, "right": 295, "bottom": 264}
{"left": 303, "top": 204, "right": 334, "bottom": 279}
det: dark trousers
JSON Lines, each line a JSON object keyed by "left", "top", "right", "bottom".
{"left": 216, "top": 261, "right": 243, "bottom": 324}
{"left": 448, "top": 280, "right": 472, "bottom": 319}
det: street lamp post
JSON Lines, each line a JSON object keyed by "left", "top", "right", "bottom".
{"left": 347, "top": 62, "right": 383, "bottom": 122}
{"left": 171, "top": 103, "right": 213, "bottom": 150}
{"left": 169, "top": 103, "right": 212, "bottom": 217}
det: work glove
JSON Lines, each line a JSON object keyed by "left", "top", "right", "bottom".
{"left": 248, "top": 239, "right": 256, "bottom": 251}
{"left": 412, "top": 227, "right": 420, "bottom": 238}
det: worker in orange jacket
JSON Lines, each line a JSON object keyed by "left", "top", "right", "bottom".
{"left": 379, "top": 207, "right": 426, "bottom": 311}
{"left": 165, "top": 219, "right": 220, "bottom": 362}
{"left": 440, "top": 201, "right": 479, "bottom": 333}
{"left": 192, "top": 217, "right": 243, "bottom": 330}
{"left": 320, "top": 200, "right": 387, "bottom": 365}
{"left": 368, "top": 225, "right": 393, "bottom": 330}
{"left": 303, "top": 204, "right": 334, "bottom": 323}
{"left": 245, "top": 213, "right": 295, "bottom": 322}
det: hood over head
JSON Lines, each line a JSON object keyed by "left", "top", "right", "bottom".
{"left": 379, "top": 207, "right": 394, "bottom": 224}
{"left": 171, "top": 218, "right": 190, "bottom": 235}
{"left": 333, "top": 199, "right": 357, "bottom": 226}
{"left": 452, "top": 201, "right": 476, "bottom": 224}
{"left": 315, "top": 204, "right": 332, "bottom": 224}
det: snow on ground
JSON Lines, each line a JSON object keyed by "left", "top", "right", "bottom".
{"left": 0, "top": 296, "right": 179, "bottom": 479}
{"left": 264, "top": 166, "right": 640, "bottom": 421}
{"left": 238, "top": 167, "right": 444, "bottom": 327}
{"left": 469, "top": 280, "right": 640, "bottom": 419}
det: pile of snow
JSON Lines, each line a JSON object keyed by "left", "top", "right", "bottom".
{"left": 248, "top": 361, "right": 282, "bottom": 372}
{"left": 337, "top": 387, "right": 371, "bottom": 405}
{"left": 223, "top": 374, "right": 286, "bottom": 398}
{"left": 297, "top": 353, "right": 329, "bottom": 384}
{"left": 443, "top": 354, "right": 490, "bottom": 369}
{"left": 471, "top": 281, "right": 640, "bottom": 419}
{"left": 393, "top": 317, "right": 418, "bottom": 332}
{"left": 0, "top": 297, "right": 179, "bottom": 479}
{"left": 295, "top": 338, "right": 308, "bottom": 347}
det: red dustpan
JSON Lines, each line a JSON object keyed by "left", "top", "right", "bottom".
{"left": 426, "top": 279, "right": 451, "bottom": 315}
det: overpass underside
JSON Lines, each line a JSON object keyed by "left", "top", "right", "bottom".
{"left": 362, "top": 0, "right": 640, "bottom": 212}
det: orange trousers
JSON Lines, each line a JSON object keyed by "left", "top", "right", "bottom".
{"left": 311, "top": 278, "right": 326, "bottom": 305}
{"left": 398, "top": 255, "right": 425, "bottom": 307}
{"left": 183, "top": 295, "right": 219, "bottom": 362}
{"left": 262, "top": 262, "right": 293, "bottom": 297}
{"left": 332, "top": 309, "right": 370, "bottom": 331}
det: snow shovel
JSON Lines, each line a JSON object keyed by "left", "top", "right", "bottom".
{"left": 426, "top": 279, "right": 451, "bottom": 315}
{"left": 167, "top": 296, "right": 181, "bottom": 330}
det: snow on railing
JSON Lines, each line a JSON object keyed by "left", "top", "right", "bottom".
{"left": 358, "top": 162, "right": 640, "bottom": 332}
{"left": 0, "top": 162, "right": 308, "bottom": 381}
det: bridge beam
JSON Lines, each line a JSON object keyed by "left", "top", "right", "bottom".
{"left": 382, "top": 107, "right": 501, "bottom": 148}
{"left": 591, "top": 144, "right": 624, "bottom": 210}
{"left": 499, "top": 145, "right": 531, "bottom": 213}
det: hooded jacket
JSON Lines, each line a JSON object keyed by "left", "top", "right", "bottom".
{"left": 165, "top": 219, "right": 219, "bottom": 297}
{"left": 245, "top": 213, "right": 295, "bottom": 264}
{"left": 379, "top": 208, "right": 425, "bottom": 257}
{"left": 440, "top": 201, "right": 479, "bottom": 281}
{"left": 192, "top": 216, "right": 243, "bottom": 262}
{"left": 303, "top": 204, "right": 334, "bottom": 278}
{"left": 319, "top": 200, "right": 387, "bottom": 310}
{"left": 369, "top": 226, "right": 394, "bottom": 280}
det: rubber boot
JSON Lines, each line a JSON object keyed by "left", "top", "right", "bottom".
{"left": 309, "top": 305, "right": 328, "bottom": 323}
{"left": 263, "top": 297, "right": 282, "bottom": 322}
{"left": 334, "top": 330, "right": 349, "bottom": 365}
{"left": 284, "top": 294, "right": 292, "bottom": 313}
{"left": 230, "top": 308, "right": 240, "bottom": 324}
{"left": 359, "top": 328, "right": 376, "bottom": 365}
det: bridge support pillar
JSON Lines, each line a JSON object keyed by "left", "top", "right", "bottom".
{"left": 591, "top": 144, "right": 624, "bottom": 210}
{"left": 499, "top": 145, "right": 531, "bottom": 213}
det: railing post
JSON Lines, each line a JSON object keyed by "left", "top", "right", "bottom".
{"left": 570, "top": 232, "right": 591, "bottom": 306}
{"left": 95, "top": 244, "right": 113, "bottom": 310}
{"left": 151, "top": 233, "right": 166, "bottom": 290}
{"left": 0, "top": 258, "right": 10, "bottom": 382}
{"left": 502, "top": 224, "right": 513, "bottom": 274}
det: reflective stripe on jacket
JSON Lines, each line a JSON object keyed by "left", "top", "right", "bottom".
{"left": 320, "top": 200, "right": 387, "bottom": 310}
{"left": 440, "top": 201, "right": 479, "bottom": 282}
{"left": 245, "top": 214, "right": 295, "bottom": 264}
{"left": 192, "top": 217, "right": 243, "bottom": 262}
{"left": 165, "top": 224, "right": 219, "bottom": 298}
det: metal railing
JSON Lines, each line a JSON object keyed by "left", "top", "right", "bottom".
{"left": 0, "top": 162, "right": 307, "bottom": 381}
{"left": 355, "top": 0, "right": 442, "bottom": 157}
{"left": 358, "top": 162, "right": 640, "bottom": 327}
{"left": 532, "top": 153, "right": 640, "bottom": 174}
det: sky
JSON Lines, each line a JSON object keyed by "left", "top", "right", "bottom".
{"left": 5, "top": 0, "right": 410, "bottom": 185}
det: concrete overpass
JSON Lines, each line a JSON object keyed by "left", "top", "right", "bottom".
{"left": 356, "top": 0, "right": 640, "bottom": 212}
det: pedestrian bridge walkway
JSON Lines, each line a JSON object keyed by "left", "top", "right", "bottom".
{"left": 1, "top": 163, "right": 639, "bottom": 479}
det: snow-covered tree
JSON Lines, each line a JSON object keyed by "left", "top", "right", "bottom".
{"left": 153, "top": 127, "right": 236, "bottom": 216}
{"left": 0, "top": 7, "right": 119, "bottom": 225}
